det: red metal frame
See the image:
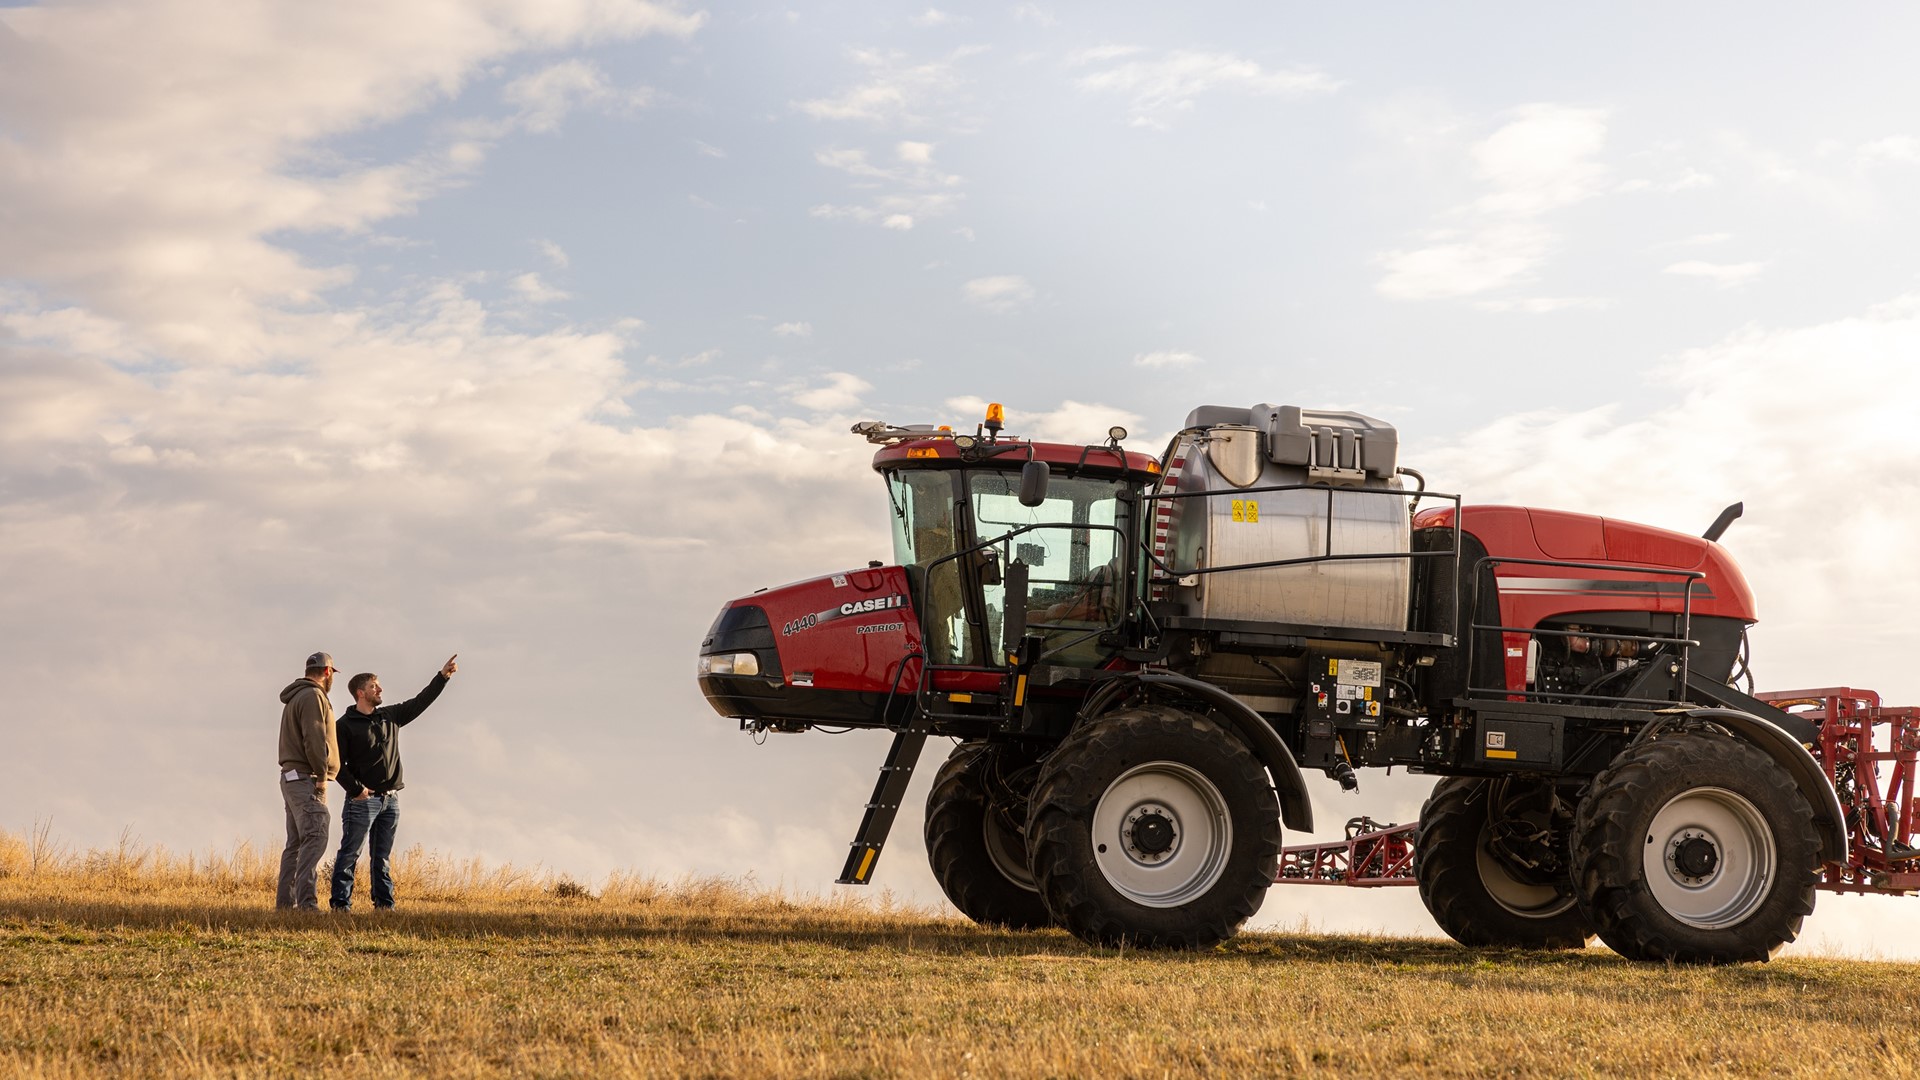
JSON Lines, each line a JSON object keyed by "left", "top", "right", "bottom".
{"left": 1757, "top": 687, "right": 1920, "bottom": 895}
{"left": 1277, "top": 817, "right": 1417, "bottom": 886}
{"left": 1275, "top": 686, "right": 1920, "bottom": 895}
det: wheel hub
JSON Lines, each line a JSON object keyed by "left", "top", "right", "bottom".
{"left": 1644, "top": 786, "right": 1777, "bottom": 930}
{"left": 1670, "top": 832, "right": 1720, "bottom": 881}
{"left": 1127, "top": 807, "right": 1177, "bottom": 859}
{"left": 1090, "top": 761, "right": 1233, "bottom": 908}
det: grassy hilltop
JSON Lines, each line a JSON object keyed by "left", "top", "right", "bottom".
{"left": 3, "top": 828, "right": 1919, "bottom": 1078}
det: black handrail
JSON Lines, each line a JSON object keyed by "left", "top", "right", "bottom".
{"left": 1464, "top": 555, "right": 1706, "bottom": 707}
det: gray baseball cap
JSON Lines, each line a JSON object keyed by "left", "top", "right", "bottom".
{"left": 305, "top": 651, "right": 337, "bottom": 671}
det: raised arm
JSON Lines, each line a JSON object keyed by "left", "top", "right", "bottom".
{"left": 389, "top": 654, "right": 458, "bottom": 726}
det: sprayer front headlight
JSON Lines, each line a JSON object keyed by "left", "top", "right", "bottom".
{"left": 697, "top": 652, "right": 762, "bottom": 677}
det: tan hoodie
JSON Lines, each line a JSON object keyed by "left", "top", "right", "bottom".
{"left": 277, "top": 678, "right": 338, "bottom": 781}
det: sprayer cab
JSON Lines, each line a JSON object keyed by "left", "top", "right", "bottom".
{"left": 697, "top": 407, "right": 1163, "bottom": 736}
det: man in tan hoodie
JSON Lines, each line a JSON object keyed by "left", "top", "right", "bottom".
{"left": 276, "top": 651, "right": 340, "bottom": 911}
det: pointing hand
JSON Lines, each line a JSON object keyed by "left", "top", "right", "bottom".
{"left": 441, "top": 654, "right": 459, "bottom": 677}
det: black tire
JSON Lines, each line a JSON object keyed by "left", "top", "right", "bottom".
{"left": 1414, "top": 777, "right": 1594, "bottom": 949}
{"left": 1571, "top": 732, "right": 1820, "bottom": 963}
{"left": 924, "top": 742, "right": 1052, "bottom": 930}
{"left": 1026, "top": 705, "right": 1280, "bottom": 949}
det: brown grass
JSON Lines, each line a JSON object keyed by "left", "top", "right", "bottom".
{"left": 4, "top": 826, "right": 1920, "bottom": 1078}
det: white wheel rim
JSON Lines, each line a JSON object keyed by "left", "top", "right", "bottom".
{"left": 1475, "top": 841, "right": 1578, "bottom": 918}
{"left": 1091, "top": 761, "right": 1232, "bottom": 908}
{"left": 1643, "top": 786, "right": 1776, "bottom": 929}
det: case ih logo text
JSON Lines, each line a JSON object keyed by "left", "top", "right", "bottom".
{"left": 784, "top": 594, "right": 907, "bottom": 636}
{"left": 840, "top": 595, "right": 904, "bottom": 617}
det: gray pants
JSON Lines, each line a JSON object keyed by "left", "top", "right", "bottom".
{"left": 276, "top": 777, "right": 331, "bottom": 910}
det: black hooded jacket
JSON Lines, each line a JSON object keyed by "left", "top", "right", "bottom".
{"left": 336, "top": 673, "right": 449, "bottom": 797}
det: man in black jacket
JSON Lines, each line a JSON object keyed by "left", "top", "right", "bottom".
{"left": 329, "top": 654, "right": 458, "bottom": 911}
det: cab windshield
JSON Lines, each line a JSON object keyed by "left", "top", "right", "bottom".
{"left": 888, "top": 466, "right": 1134, "bottom": 667}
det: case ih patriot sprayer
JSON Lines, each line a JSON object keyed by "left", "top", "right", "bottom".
{"left": 698, "top": 403, "right": 1920, "bottom": 963}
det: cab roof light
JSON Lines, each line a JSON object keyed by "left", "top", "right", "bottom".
{"left": 984, "top": 402, "right": 1005, "bottom": 440}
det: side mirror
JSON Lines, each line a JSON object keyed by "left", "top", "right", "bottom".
{"left": 1018, "top": 460, "right": 1050, "bottom": 507}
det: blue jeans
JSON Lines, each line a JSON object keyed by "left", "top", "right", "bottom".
{"left": 330, "top": 792, "right": 399, "bottom": 910}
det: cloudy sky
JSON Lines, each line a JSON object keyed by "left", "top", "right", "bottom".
{"left": 5, "top": 1, "right": 1920, "bottom": 957}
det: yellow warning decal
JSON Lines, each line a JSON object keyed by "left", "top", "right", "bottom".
{"left": 1486, "top": 749, "right": 1518, "bottom": 760}
{"left": 1230, "top": 499, "right": 1262, "bottom": 523}
{"left": 856, "top": 847, "right": 877, "bottom": 881}
{"left": 1328, "top": 659, "right": 1340, "bottom": 676}
{"left": 949, "top": 693, "right": 973, "bottom": 703}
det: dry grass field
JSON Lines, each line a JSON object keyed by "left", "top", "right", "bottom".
{"left": 4, "top": 826, "right": 1920, "bottom": 1078}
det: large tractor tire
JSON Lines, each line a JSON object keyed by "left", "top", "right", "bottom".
{"left": 1570, "top": 731, "right": 1820, "bottom": 963}
{"left": 1415, "top": 777, "right": 1593, "bottom": 949}
{"left": 924, "top": 741, "right": 1052, "bottom": 930}
{"left": 1025, "top": 705, "right": 1281, "bottom": 949}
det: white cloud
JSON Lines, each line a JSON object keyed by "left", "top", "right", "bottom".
{"left": 1376, "top": 224, "right": 1551, "bottom": 301}
{"left": 1474, "top": 296, "right": 1612, "bottom": 314}
{"left": 1663, "top": 259, "right": 1769, "bottom": 287}
{"left": 1471, "top": 104, "right": 1609, "bottom": 216}
{"left": 912, "top": 8, "right": 953, "bottom": 27}
{"left": 1072, "top": 49, "right": 1340, "bottom": 128}
{"left": 1133, "top": 350, "right": 1201, "bottom": 368}
{"left": 1616, "top": 167, "right": 1716, "bottom": 194}
{"left": 810, "top": 192, "right": 961, "bottom": 227}
{"left": 791, "top": 372, "right": 873, "bottom": 412}
{"left": 1375, "top": 105, "right": 1607, "bottom": 302}
{"left": 0, "top": 0, "right": 699, "bottom": 363}
{"left": 1066, "top": 44, "right": 1144, "bottom": 66}
{"left": 1661, "top": 232, "right": 1732, "bottom": 248}
{"left": 510, "top": 272, "right": 569, "bottom": 304}
{"left": 813, "top": 146, "right": 960, "bottom": 186}
{"left": 693, "top": 139, "right": 728, "bottom": 158}
{"left": 535, "top": 239, "right": 570, "bottom": 268}
{"left": 1013, "top": 5, "right": 1059, "bottom": 28}
{"left": 811, "top": 142, "right": 964, "bottom": 230}
{"left": 645, "top": 347, "right": 720, "bottom": 369}
{"left": 0, "top": 304, "right": 149, "bottom": 364}
{"left": 962, "top": 275, "right": 1034, "bottom": 312}
{"left": 792, "top": 48, "right": 972, "bottom": 124}
{"left": 502, "top": 60, "right": 652, "bottom": 133}
{"left": 772, "top": 321, "right": 813, "bottom": 337}
{"left": 1858, "top": 135, "right": 1920, "bottom": 166}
